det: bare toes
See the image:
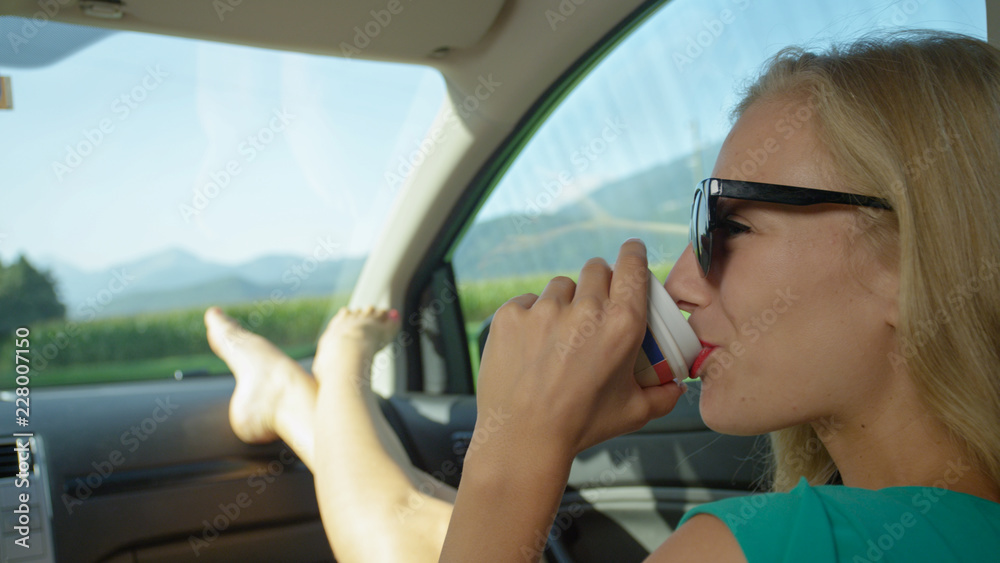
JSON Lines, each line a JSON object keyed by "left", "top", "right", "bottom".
{"left": 204, "top": 306, "right": 303, "bottom": 445}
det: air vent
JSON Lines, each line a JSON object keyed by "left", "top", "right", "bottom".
{"left": 0, "top": 437, "right": 22, "bottom": 479}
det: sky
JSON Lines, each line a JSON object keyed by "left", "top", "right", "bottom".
{"left": 475, "top": 0, "right": 987, "bottom": 223}
{"left": 0, "top": 21, "right": 446, "bottom": 270}
{"left": 0, "top": 0, "right": 986, "bottom": 273}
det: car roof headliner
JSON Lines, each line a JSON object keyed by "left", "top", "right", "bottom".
{"left": 0, "top": 0, "right": 657, "bottom": 126}
{"left": 1, "top": 0, "right": 507, "bottom": 64}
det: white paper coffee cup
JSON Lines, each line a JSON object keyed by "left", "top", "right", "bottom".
{"left": 633, "top": 270, "right": 701, "bottom": 387}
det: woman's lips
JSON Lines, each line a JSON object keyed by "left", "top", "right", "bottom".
{"left": 689, "top": 340, "right": 719, "bottom": 379}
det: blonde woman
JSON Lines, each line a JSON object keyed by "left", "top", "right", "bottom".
{"left": 209, "top": 31, "right": 1000, "bottom": 562}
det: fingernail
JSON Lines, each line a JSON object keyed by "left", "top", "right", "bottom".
{"left": 388, "top": 309, "right": 399, "bottom": 320}
{"left": 673, "top": 378, "right": 688, "bottom": 393}
{"left": 625, "top": 237, "right": 645, "bottom": 245}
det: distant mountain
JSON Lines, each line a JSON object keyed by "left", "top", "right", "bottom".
{"left": 232, "top": 255, "right": 313, "bottom": 286}
{"left": 41, "top": 248, "right": 364, "bottom": 320}
{"left": 118, "top": 247, "right": 231, "bottom": 293}
{"left": 94, "top": 274, "right": 350, "bottom": 318}
{"left": 42, "top": 248, "right": 228, "bottom": 311}
{"left": 39, "top": 258, "right": 91, "bottom": 303}
{"left": 454, "top": 143, "right": 720, "bottom": 281}
{"left": 97, "top": 275, "right": 268, "bottom": 317}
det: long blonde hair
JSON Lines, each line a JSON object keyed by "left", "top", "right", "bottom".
{"left": 734, "top": 31, "right": 1000, "bottom": 492}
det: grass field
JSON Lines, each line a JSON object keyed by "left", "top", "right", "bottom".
{"left": 2, "top": 265, "right": 672, "bottom": 389}
{"left": 4, "top": 343, "right": 318, "bottom": 388}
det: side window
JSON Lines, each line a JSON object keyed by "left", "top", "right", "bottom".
{"left": 452, "top": 0, "right": 986, "bottom": 380}
{"left": 0, "top": 19, "right": 445, "bottom": 388}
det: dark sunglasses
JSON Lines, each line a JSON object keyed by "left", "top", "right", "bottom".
{"left": 690, "top": 178, "right": 892, "bottom": 276}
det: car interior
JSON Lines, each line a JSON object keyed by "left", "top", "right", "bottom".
{"left": 1, "top": 0, "right": 996, "bottom": 562}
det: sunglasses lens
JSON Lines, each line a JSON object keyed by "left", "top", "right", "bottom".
{"left": 691, "top": 185, "right": 712, "bottom": 276}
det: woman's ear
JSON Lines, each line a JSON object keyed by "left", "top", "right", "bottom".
{"left": 885, "top": 288, "right": 899, "bottom": 328}
{"left": 877, "top": 261, "right": 900, "bottom": 329}
{"left": 854, "top": 233, "right": 899, "bottom": 329}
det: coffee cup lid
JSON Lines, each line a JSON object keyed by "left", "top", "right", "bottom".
{"left": 646, "top": 270, "right": 701, "bottom": 376}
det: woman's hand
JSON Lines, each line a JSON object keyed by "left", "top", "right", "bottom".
{"left": 440, "top": 240, "right": 687, "bottom": 562}
{"left": 472, "top": 239, "right": 687, "bottom": 467}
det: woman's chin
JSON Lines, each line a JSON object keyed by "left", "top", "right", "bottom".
{"left": 700, "top": 415, "right": 764, "bottom": 436}
{"left": 697, "top": 390, "right": 774, "bottom": 436}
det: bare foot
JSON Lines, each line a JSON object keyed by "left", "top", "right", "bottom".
{"left": 205, "top": 306, "right": 313, "bottom": 445}
{"left": 314, "top": 306, "right": 401, "bottom": 386}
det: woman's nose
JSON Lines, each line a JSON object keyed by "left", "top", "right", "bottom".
{"left": 665, "top": 243, "right": 709, "bottom": 314}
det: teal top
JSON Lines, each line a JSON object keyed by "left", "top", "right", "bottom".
{"left": 678, "top": 477, "right": 1000, "bottom": 562}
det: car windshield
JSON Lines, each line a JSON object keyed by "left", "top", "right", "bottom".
{"left": 0, "top": 18, "right": 445, "bottom": 387}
